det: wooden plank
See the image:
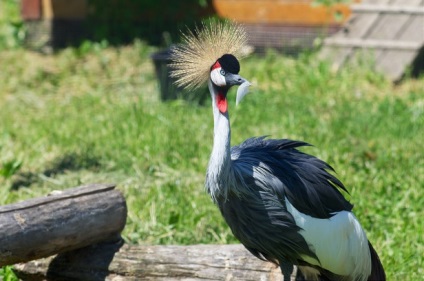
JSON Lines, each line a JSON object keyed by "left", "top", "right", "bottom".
{"left": 376, "top": 12, "right": 424, "bottom": 80}
{"left": 13, "top": 243, "right": 288, "bottom": 281}
{"left": 396, "top": 14, "right": 424, "bottom": 43}
{"left": 352, "top": 4, "right": 424, "bottom": 14}
{"left": 213, "top": 0, "right": 355, "bottom": 25}
{"left": 366, "top": 0, "right": 422, "bottom": 59}
{"left": 376, "top": 49, "right": 419, "bottom": 80}
{"left": 320, "top": 0, "right": 391, "bottom": 70}
{"left": 370, "top": 0, "right": 423, "bottom": 79}
{"left": 0, "top": 183, "right": 127, "bottom": 267}
{"left": 321, "top": 0, "right": 424, "bottom": 79}
{"left": 324, "top": 38, "right": 421, "bottom": 50}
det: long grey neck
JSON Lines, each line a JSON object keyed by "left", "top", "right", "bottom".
{"left": 206, "top": 79, "right": 232, "bottom": 202}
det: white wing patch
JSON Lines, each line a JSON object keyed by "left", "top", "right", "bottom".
{"left": 285, "top": 198, "right": 371, "bottom": 281}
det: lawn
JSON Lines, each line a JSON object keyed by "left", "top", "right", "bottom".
{"left": 1, "top": 2, "right": 423, "bottom": 281}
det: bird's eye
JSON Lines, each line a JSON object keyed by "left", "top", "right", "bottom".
{"left": 220, "top": 69, "right": 226, "bottom": 76}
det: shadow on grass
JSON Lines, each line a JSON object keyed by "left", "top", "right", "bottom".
{"left": 11, "top": 151, "right": 101, "bottom": 190}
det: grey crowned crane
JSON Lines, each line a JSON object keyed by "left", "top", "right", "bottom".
{"left": 170, "top": 20, "right": 385, "bottom": 281}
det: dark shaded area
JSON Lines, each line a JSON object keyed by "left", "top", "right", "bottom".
{"left": 45, "top": 236, "right": 124, "bottom": 281}
{"left": 43, "top": 151, "right": 101, "bottom": 177}
{"left": 11, "top": 151, "right": 101, "bottom": 190}
{"left": 151, "top": 48, "right": 209, "bottom": 104}
{"left": 12, "top": 236, "right": 124, "bottom": 281}
{"left": 25, "top": 0, "right": 215, "bottom": 50}
{"left": 86, "top": 0, "right": 214, "bottom": 46}
{"left": 411, "top": 46, "right": 424, "bottom": 79}
{"left": 10, "top": 171, "right": 39, "bottom": 190}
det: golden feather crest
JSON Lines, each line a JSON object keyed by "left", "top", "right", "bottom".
{"left": 169, "top": 20, "right": 248, "bottom": 91}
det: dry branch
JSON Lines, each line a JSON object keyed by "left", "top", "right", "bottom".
{"left": 14, "top": 243, "right": 289, "bottom": 281}
{"left": 0, "top": 183, "right": 127, "bottom": 266}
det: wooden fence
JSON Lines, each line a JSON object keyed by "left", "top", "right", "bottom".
{"left": 320, "top": 0, "right": 424, "bottom": 81}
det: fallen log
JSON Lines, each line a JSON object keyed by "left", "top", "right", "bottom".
{"left": 14, "top": 242, "right": 291, "bottom": 281}
{"left": 0, "top": 183, "right": 127, "bottom": 266}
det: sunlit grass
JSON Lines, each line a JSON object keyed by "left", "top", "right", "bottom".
{"left": 0, "top": 40, "right": 423, "bottom": 280}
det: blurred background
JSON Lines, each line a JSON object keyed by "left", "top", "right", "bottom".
{"left": 15, "top": 0, "right": 352, "bottom": 52}
{"left": 0, "top": 0, "right": 423, "bottom": 280}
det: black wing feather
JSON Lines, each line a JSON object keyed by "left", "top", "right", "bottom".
{"left": 231, "top": 136, "right": 353, "bottom": 219}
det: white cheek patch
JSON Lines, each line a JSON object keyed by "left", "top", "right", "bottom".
{"left": 210, "top": 68, "right": 226, "bottom": 87}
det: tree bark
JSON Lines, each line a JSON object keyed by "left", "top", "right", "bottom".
{"left": 0, "top": 183, "right": 127, "bottom": 267}
{"left": 14, "top": 242, "right": 291, "bottom": 281}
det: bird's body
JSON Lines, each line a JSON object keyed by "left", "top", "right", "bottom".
{"left": 170, "top": 20, "right": 385, "bottom": 281}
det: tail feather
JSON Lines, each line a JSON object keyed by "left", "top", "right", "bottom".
{"left": 368, "top": 241, "right": 386, "bottom": 281}
{"left": 297, "top": 241, "right": 385, "bottom": 281}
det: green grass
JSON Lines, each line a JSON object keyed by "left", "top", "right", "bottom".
{"left": 1, "top": 4, "right": 423, "bottom": 281}
{"left": 1, "top": 45, "right": 423, "bottom": 280}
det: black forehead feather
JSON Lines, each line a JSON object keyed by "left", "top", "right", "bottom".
{"left": 218, "top": 54, "right": 240, "bottom": 74}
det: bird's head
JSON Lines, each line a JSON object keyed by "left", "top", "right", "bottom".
{"left": 210, "top": 54, "right": 251, "bottom": 109}
{"left": 170, "top": 20, "right": 251, "bottom": 109}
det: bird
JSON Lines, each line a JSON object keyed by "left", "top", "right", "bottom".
{"left": 170, "top": 20, "right": 386, "bottom": 281}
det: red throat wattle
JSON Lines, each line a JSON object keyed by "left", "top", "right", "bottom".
{"left": 216, "top": 93, "right": 227, "bottom": 113}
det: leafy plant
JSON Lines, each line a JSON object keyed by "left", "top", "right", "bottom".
{"left": 313, "top": 0, "right": 351, "bottom": 6}
{"left": 0, "top": 159, "right": 22, "bottom": 179}
{"left": 0, "top": 266, "right": 18, "bottom": 281}
{"left": 0, "top": 0, "right": 25, "bottom": 50}
{"left": 312, "top": 0, "right": 353, "bottom": 22}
